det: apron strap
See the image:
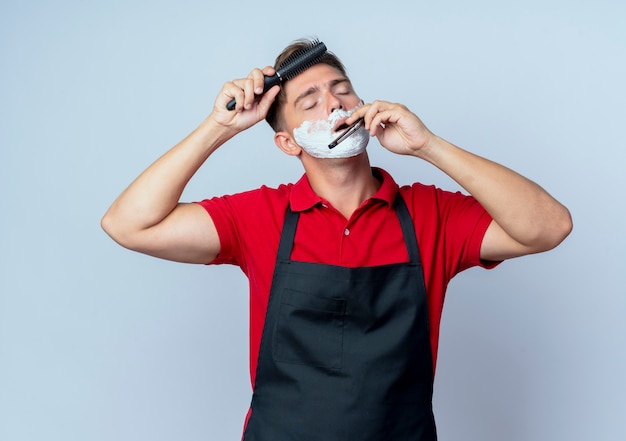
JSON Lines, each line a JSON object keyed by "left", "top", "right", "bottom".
{"left": 393, "top": 193, "right": 422, "bottom": 266}
{"left": 276, "top": 206, "right": 299, "bottom": 262}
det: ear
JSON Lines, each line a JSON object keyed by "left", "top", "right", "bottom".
{"left": 274, "top": 131, "right": 302, "bottom": 157}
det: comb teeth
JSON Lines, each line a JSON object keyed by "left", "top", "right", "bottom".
{"left": 277, "top": 40, "right": 327, "bottom": 81}
{"left": 277, "top": 39, "right": 323, "bottom": 67}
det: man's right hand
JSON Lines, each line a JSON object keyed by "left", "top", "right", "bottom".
{"left": 210, "top": 66, "right": 281, "bottom": 135}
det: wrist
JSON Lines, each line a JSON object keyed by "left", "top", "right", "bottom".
{"left": 197, "top": 116, "right": 238, "bottom": 151}
{"left": 410, "top": 134, "right": 442, "bottom": 161}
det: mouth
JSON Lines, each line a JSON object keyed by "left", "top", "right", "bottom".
{"left": 333, "top": 118, "right": 350, "bottom": 134}
{"left": 328, "top": 117, "right": 365, "bottom": 149}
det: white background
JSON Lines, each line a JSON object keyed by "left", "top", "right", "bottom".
{"left": 1, "top": 1, "right": 624, "bottom": 440}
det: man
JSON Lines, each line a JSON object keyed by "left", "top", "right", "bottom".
{"left": 102, "top": 38, "right": 572, "bottom": 440}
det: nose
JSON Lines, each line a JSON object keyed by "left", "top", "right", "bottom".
{"left": 327, "top": 91, "right": 342, "bottom": 114}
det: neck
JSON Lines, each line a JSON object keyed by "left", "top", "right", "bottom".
{"left": 302, "top": 152, "right": 381, "bottom": 219}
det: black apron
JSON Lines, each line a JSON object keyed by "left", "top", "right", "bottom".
{"left": 243, "top": 194, "right": 437, "bottom": 441}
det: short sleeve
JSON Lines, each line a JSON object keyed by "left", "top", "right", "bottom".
{"left": 194, "top": 185, "right": 292, "bottom": 269}
{"left": 195, "top": 195, "right": 242, "bottom": 265}
{"left": 402, "top": 184, "right": 500, "bottom": 282}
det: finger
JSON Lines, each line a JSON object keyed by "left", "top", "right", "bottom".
{"left": 373, "top": 109, "right": 405, "bottom": 137}
{"left": 249, "top": 68, "right": 266, "bottom": 96}
{"left": 361, "top": 101, "right": 387, "bottom": 134}
{"left": 230, "top": 75, "right": 261, "bottom": 112}
{"left": 241, "top": 77, "right": 256, "bottom": 110}
{"left": 345, "top": 101, "right": 371, "bottom": 125}
{"left": 261, "top": 65, "right": 276, "bottom": 79}
{"left": 222, "top": 81, "right": 246, "bottom": 113}
{"left": 368, "top": 105, "right": 399, "bottom": 137}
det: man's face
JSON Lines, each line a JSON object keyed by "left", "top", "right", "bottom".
{"left": 281, "top": 63, "right": 361, "bottom": 135}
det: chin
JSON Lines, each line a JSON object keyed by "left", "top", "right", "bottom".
{"left": 321, "top": 150, "right": 369, "bottom": 164}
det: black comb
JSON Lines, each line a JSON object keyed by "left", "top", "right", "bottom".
{"left": 226, "top": 40, "right": 327, "bottom": 110}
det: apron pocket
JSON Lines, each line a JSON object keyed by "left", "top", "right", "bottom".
{"left": 274, "top": 289, "right": 346, "bottom": 369}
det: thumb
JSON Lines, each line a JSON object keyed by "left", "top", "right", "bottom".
{"left": 256, "top": 85, "right": 281, "bottom": 116}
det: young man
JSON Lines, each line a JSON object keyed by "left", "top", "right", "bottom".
{"left": 102, "top": 39, "right": 572, "bottom": 440}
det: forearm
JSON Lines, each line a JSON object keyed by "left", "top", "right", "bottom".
{"left": 417, "top": 136, "right": 572, "bottom": 251}
{"left": 101, "top": 117, "right": 232, "bottom": 244}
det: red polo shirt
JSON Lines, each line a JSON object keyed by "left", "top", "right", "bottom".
{"left": 197, "top": 168, "right": 495, "bottom": 387}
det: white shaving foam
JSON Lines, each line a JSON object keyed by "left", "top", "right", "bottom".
{"left": 293, "top": 106, "right": 369, "bottom": 159}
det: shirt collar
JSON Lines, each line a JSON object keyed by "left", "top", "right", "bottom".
{"left": 289, "top": 167, "right": 399, "bottom": 212}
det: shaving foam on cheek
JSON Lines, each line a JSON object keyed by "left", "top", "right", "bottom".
{"left": 293, "top": 106, "right": 370, "bottom": 159}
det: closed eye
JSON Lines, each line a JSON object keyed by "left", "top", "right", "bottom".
{"left": 303, "top": 100, "right": 318, "bottom": 111}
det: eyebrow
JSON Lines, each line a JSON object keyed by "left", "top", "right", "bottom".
{"left": 293, "top": 77, "right": 351, "bottom": 108}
